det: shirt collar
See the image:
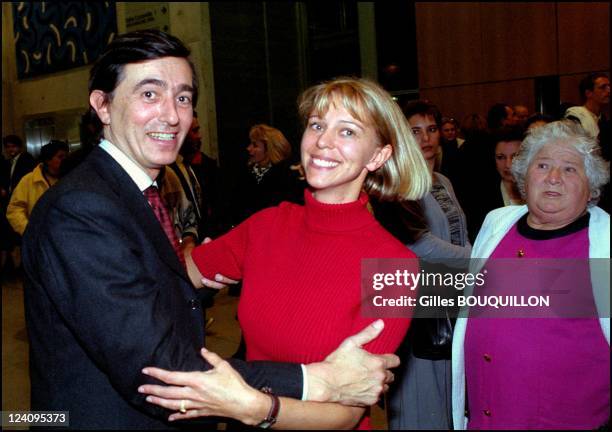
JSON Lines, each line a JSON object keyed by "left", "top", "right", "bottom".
{"left": 500, "top": 181, "right": 522, "bottom": 206}
{"left": 98, "top": 139, "right": 156, "bottom": 192}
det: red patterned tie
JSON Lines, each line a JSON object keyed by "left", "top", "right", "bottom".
{"left": 143, "top": 186, "right": 186, "bottom": 268}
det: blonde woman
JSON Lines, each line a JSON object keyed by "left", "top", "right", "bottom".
{"left": 141, "top": 77, "right": 431, "bottom": 429}
{"left": 230, "top": 124, "right": 303, "bottom": 226}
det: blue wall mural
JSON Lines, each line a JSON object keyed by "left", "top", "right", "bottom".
{"left": 12, "top": 1, "right": 117, "bottom": 79}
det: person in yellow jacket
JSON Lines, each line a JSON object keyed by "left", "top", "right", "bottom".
{"left": 7, "top": 140, "right": 68, "bottom": 235}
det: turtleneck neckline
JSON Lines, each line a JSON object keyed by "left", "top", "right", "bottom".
{"left": 303, "top": 188, "right": 376, "bottom": 232}
{"left": 517, "top": 212, "right": 590, "bottom": 240}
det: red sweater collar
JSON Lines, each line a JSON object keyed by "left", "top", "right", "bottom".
{"left": 303, "top": 188, "right": 376, "bottom": 232}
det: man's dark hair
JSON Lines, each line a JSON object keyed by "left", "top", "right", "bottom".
{"left": 490, "top": 126, "right": 525, "bottom": 147}
{"left": 487, "top": 103, "right": 511, "bottom": 130}
{"left": 524, "top": 113, "right": 554, "bottom": 130}
{"left": 89, "top": 29, "right": 197, "bottom": 102}
{"left": 579, "top": 72, "right": 609, "bottom": 100}
{"left": 3, "top": 134, "right": 24, "bottom": 148}
{"left": 402, "top": 100, "right": 442, "bottom": 127}
{"left": 40, "top": 140, "right": 69, "bottom": 163}
{"left": 88, "top": 29, "right": 198, "bottom": 126}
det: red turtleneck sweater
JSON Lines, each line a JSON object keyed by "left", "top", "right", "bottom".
{"left": 192, "top": 190, "right": 415, "bottom": 429}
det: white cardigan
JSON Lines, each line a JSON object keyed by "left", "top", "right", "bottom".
{"left": 451, "top": 205, "right": 610, "bottom": 429}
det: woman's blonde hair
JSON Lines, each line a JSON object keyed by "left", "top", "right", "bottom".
{"left": 298, "top": 77, "right": 431, "bottom": 201}
{"left": 248, "top": 124, "right": 292, "bottom": 164}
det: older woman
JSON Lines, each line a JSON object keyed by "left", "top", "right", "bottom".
{"left": 140, "top": 77, "right": 431, "bottom": 429}
{"left": 452, "top": 120, "right": 610, "bottom": 429}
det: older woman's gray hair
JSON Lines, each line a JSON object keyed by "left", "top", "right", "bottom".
{"left": 512, "top": 120, "right": 610, "bottom": 205}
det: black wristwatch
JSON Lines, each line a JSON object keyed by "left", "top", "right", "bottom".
{"left": 256, "top": 387, "right": 280, "bottom": 429}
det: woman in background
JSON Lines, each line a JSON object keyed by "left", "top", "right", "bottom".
{"left": 7, "top": 140, "right": 68, "bottom": 236}
{"left": 464, "top": 126, "right": 526, "bottom": 238}
{"left": 492, "top": 127, "right": 525, "bottom": 207}
{"left": 229, "top": 124, "right": 304, "bottom": 226}
{"left": 438, "top": 116, "right": 464, "bottom": 183}
{"left": 376, "top": 100, "right": 470, "bottom": 430}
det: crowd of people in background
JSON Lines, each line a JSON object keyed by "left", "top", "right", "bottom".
{"left": 1, "top": 27, "right": 609, "bottom": 430}
{"left": 3, "top": 73, "right": 608, "bottom": 273}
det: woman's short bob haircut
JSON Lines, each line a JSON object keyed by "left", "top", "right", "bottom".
{"left": 297, "top": 77, "right": 431, "bottom": 201}
{"left": 512, "top": 120, "right": 610, "bottom": 206}
{"left": 249, "top": 124, "right": 292, "bottom": 165}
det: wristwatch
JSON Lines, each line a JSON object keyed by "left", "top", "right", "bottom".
{"left": 256, "top": 387, "right": 280, "bottom": 429}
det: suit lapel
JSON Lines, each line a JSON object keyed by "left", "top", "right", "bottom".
{"left": 88, "top": 148, "right": 190, "bottom": 283}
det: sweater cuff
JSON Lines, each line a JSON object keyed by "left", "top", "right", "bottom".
{"left": 300, "top": 364, "right": 308, "bottom": 401}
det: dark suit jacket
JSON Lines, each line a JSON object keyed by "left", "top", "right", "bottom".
{"left": 229, "top": 161, "right": 306, "bottom": 228}
{"left": 22, "top": 147, "right": 302, "bottom": 430}
{"left": 466, "top": 185, "right": 505, "bottom": 243}
{"left": 0, "top": 158, "right": 12, "bottom": 250}
{"left": 8, "top": 151, "right": 36, "bottom": 194}
{"left": 189, "top": 153, "right": 223, "bottom": 238}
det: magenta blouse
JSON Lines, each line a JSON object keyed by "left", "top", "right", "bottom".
{"left": 465, "top": 213, "right": 610, "bottom": 429}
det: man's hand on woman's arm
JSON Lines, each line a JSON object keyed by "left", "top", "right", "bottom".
{"left": 139, "top": 319, "right": 399, "bottom": 422}
{"left": 305, "top": 319, "right": 399, "bottom": 406}
{"left": 185, "top": 237, "right": 239, "bottom": 289}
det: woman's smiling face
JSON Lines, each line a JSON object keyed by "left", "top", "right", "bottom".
{"left": 301, "top": 104, "right": 390, "bottom": 204}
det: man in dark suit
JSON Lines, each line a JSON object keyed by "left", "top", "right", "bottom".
{"left": 0, "top": 155, "right": 11, "bottom": 272}
{"left": 3, "top": 134, "right": 36, "bottom": 271}
{"left": 3, "top": 134, "right": 36, "bottom": 195}
{"left": 22, "top": 30, "right": 398, "bottom": 430}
